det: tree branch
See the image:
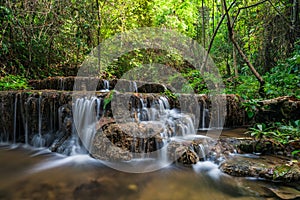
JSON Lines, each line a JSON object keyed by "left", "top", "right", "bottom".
{"left": 232, "top": 0, "right": 268, "bottom": 28}
{"left": 200, "top": 0, "right": 236, "bottom": 72}
{"left": 222, "top": 0, "right": 265, "bottom": 97}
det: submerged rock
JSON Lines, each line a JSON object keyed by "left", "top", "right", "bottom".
{"left": 220, "top": 155, "right": 300, "bottom": 182}
{"left": 268, "top": 186, "right": 300, "bottom": 200}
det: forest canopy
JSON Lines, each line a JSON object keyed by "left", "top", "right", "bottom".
{"left": 0, "top": 0, "right": 299, "bottom": 98}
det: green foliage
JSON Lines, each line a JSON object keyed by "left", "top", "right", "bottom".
{"left": 0, "top": 0, "right": 298, "bottom": 98}
{"left": 247, "top": 123, "right": 276, "bottom": 140}
{"left": 103, "top": 90, "right": 115, "bottom": 110}
{"left": 292, "top": 150, "right": 300, "bottom": 157}
{"left": 0, "top": 75, "right": 29, "bottom": 90}
{"left": 263, "top": 49, "right": 300, "bottom": 98}
{"left": 182, "top": 69, "right": 208, "bottom": 94}
{"left": 225, "top": 75, "right": 260, "bottom": 99}
{"left": 161, "top": 89, "right": 178, "bottom": 100}
{"left": 241, "top": 99, "right": 260, "bottom": 119}
{"left": 247, "top": 121, "right": 300, "bottom": 147}
{"left": 273, "top": 165, "right": 291, "bottom": 180}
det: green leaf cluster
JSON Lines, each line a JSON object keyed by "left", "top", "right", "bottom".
{"left": 0, "top": 75, "right": 29, "bottom": 90}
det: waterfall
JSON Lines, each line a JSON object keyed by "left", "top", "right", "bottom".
{"left": 197, "top": 144, "right": 206, "bottom": 160}
{"left": 159, "top": 96, "right": 170, "bottom": 110}
{"left": 199, "top": 102, "right": 209, "bottom": 130}
{"left": 129, "top": 95, "right": 197, "bottom": 161}
{"left": 159, "top": 134, "right": 169, "bottom": 164}
{"left": 38, "top": 95, "right": 42, "bottom": 137}
{"left": 32, "top": 95, "right": 46, "bottom": 147}
{"left": 58, "top": 106, "right": 64, "bottom": 131}
{"left": 129, "top": 81, "right": 138, "bottom": 93}
{"left": 100, "top": 80, "right": 110, "bottom": 92}
{"left": 13, "top": 94, "right": 18, "bottom": 143}
{"left": 73, "top": 96, "right": 101, "bottom": 152}
{"left": 135, "top": 97, "right": 196, "bottom": 137}
{"left": 104, "top": 80, "right": 109, "bottom": 91}
{"left": 59, "top": 78, "right": 65, "bottom": 90}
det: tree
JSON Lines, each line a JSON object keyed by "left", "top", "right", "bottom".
{"left": 222, "top": 0, "right": 266, "bottom": 96}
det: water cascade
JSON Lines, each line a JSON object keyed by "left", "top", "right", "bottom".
{"left": 130, "top": 81, "right": 138, "bottom": 93}
{"left": 32, "top": 94, "right": 46, "bottom": 147}
{"left": 73, "top": 96, "right": 102, "bottom": 152}
{"left": 13, "top": 94, "right": 18, "bottom": 143}
{"left": 59, "top": 77, "right": 65, "bottom": 90}
{"left": 0, "top": 89, "right": 247, "bottom": 167}
{"left": 100, "top": 80, "right": 110, "bottom": 92}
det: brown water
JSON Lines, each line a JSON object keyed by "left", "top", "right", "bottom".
{"left": 0, "top": 144, "right": 281, "bottom": 200}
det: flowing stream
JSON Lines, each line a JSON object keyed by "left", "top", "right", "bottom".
{"left": 0, "top": 90, "right": 295, "bottom": 199}
{"left": 0, "top": 143, "right": 273, "bottom": 200}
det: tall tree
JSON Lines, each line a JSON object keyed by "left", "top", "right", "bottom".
{"left": 222, "top": 0, "right": 266, "bottom": 96}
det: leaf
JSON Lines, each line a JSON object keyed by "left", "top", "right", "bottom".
{"left": 257, "top": 124, "right": 263, "bottom": 131}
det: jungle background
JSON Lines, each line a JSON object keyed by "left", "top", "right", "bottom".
{"left": 0, "top": 0, "right": 299, "bottom": 100}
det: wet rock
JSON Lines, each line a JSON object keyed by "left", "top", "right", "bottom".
{"left": 137, "top": 83, "right": 167, "bottom": 93}
{"left": 268, "top": 186, "right": 300, "bottom": 199}
{"left": 254, "top": 96, "right": 300, "bottom": 123}
{"left": 176, "top": 148, "right": 199, "bottom": 165}
{"left": 91, "top": 131, "right": 133, "bottom": 161}
{"left": 167, "top": 136, "right": 214, "bottom": 165}
{"left": 73, "top": 178, "right": 119, "bottom": 200}
{"left": 220, "top": 155, "right": 300, "bottom": 182}
{"left": 91, "top": 121, "right": 165, "bottom": 161}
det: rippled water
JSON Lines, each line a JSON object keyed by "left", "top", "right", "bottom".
{"left": 0, "top": 144, "right": 280, "bottom": 200}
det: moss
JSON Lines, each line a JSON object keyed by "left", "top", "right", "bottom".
{"left": 273, "top": 165, "right": 291, "bottom": 180}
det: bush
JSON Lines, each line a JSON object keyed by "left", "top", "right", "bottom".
{"left": 0, "top": 75, "right": 29, "bottom": 90}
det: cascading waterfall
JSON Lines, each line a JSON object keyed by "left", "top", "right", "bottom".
{"left": 73, "top": 96, "right": 101, "bottom": 152}
{"left": 131, "top": 95, "right": 199, "bottom": 161}
{"left": 32, "top": 95, "right": 46, "bottom": 147}
{"left": 130, "top": 81, "right": 138, "bottom": 93}
{"left": 19, "top": 95, "right": 27, "bottom": 144}
{"left": 104, "top": 80, "right": 109, "bottom": 91}
{"left": 100, "top": 80, "right": 110, "bottom": 92}
{"left": 38, "top": 95, "right": 42, "bottom": 137}
{"left": 59, "top": 78, "right": 65, "bottom": 90}
{"left": 199, "top": 102, "right": 209, "bottom": 130}
{"left": 198, "top": 97, "right": 225, "bottom": 130}
{"left": 198, "top": 144, "right": 207, "bottom": 160}
{"left": 1, "top": 90, "right": 216, "bottom": 165}
{"left": 13, "top": 94, "right": 18, "bottom": 144}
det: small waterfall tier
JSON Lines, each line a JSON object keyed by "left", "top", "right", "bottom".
{"left": 0, "top": 90, "right": 247, "bottom": 164}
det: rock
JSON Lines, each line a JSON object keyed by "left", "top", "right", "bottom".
{"left": 91, "top": 122, "right": 165, "bottom": 161}
{"left": 167, "top": 136, "right": 214, "bottom": 165}
{"left": 268, "top": 186, "right": 300, "bottom": 199}
{"left": 176, "top": 148, "right": 199, "bottom": 165}
{"left": 220, "top": 155, "right": 300, "bottom": 182}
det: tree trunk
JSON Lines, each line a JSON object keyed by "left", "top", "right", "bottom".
{"left": 200, "top": 1, "right": 236, "bottom": 72}
{"left": 233, "top": 44, "right": 238, "bottom": 77}
{"left": 201, "top": 0, "right": 206, "bottom": 48}
{"left": 96, "top": 0, "right": 101, "bottom": 73}
{"left": 222, "top": 0, "right": 265, "bottom": 97}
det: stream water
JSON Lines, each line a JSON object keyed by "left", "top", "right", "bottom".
{"left": 1, "top": 90, "right": 298, "bottom": 199}
{"left": 0, "top": 143, "right": 277, "bottom": 200}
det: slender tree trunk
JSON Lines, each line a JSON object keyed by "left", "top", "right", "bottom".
{"left": 222, "top": 0, "right": 265, "bottom": 97}
{"left": 233, "top": 44, "right": 238, "bottom": 77}
{"left": 201, "top": 0, "right": 206, "bottom": 48}
{"left": 96, "top": 0, "right": 101, "bottom": 73}
{"left": 226, "top": 56, "right": 231, "bottom": 76}
{"left": 200, "top": 1, "right": 236, "bottom": 72}
{"left": 212, "top": 0, "right": 215, "bottom": 34}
